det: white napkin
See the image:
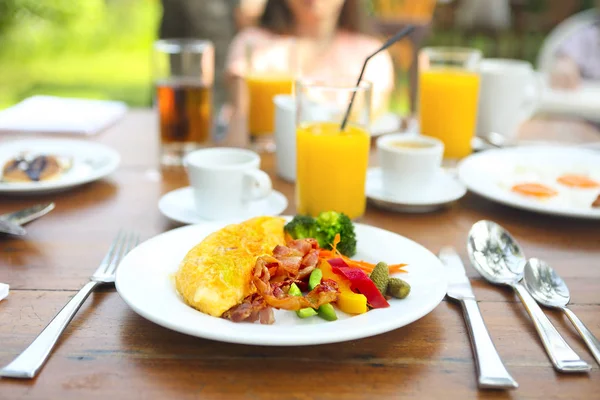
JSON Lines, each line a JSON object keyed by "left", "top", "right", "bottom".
{"left": 0, "top": 283, "right": 8, "bottom": 302}
{"left": 538, "top": 81, "right": 600, "bottom": 122}
{"left": 0, "top": 95, "right": 128, "bottom": 135}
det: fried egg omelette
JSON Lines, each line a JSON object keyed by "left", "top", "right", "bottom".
{"left": 175, "top": 216, "right": 285, "bottom": 317}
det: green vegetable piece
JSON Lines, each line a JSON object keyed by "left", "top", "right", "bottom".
{"left": 308, "top": 268, "right": 323, "bottom": 290}
{"left": 317, "top": 303, "right": 338, "bottom": 321}
{"left": 387, "top": 278, "right": 411, "bottom": 299}
{"left": 315, "top": 211, "right": 357, "bottom": 257}
{"left": 289, "top": 283, "right": 317, "bottom": 318}
{"left": 297, "top": 307, "right": 318, "bottom": 318}
{"left": 284, "top": 215, "right": 317, "bottom": 240}
{"left": 370, "top": 262, "right": 389, "bottom": 295}
{"left": 289, "top": 283, "right": 302, "bottom": 296}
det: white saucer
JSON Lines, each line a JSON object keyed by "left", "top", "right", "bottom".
{"left": 366, "top": 167, "right": 467, "bottom": 213}
{"left": 159, "top": 187, "right": 288, "bottom": 224}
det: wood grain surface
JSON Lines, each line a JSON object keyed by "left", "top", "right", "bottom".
{"left": 1, "top": 110, "right": 599, "bottom": 399}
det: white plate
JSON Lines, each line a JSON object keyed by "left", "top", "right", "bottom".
{"left": 458, "top": 147, "right": 600, "bottom": 219}
{"left": 159, "top": 187, "right": 288, "bottom": 225}
{"left": 366, "top": 167, "right": 466, "bottom": 213}
{"left": 116, "top": 220, "right": 447, "bottom": 346}
{"left": 0, "top": 139, "right": 120, "bottom": 194}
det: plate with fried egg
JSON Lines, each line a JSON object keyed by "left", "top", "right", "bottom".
{"left": 458, "top": 147, "right": 600, "bottom": 219}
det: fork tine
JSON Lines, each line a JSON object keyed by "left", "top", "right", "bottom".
{"left": 120, "top": 232, "right": 140, "bottom": 260}
{"left": 95, "top": 230, "right": 124, "bottom": 275}
{"left": 101, "top": 231, "right": 128, "bottom": 276}
{"left": 105, "top": 232, "right": 139, "bottom": 277}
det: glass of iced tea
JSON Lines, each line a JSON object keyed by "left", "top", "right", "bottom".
{"left": 154, "top": 39, "right": 214, "bottom": 166}
{"left": 245, "top": 38, "right": 295, "bottom": 153}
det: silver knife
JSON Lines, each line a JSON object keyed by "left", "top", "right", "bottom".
{"left": 439, "top": 246, "right": 518, "bottom": 389}
{"left": 0, "top": 219, "right": 26, "bottom": 236}
{"left": 0, "top": 203, "right": 55, "bottom": 226}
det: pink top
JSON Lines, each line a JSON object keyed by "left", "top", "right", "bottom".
{"left": 226, "top": 27, "right": 395, "bottom": 112}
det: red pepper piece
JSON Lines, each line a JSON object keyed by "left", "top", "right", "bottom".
{"left": 328, "top": 258, "right": 390, "bottom": 309}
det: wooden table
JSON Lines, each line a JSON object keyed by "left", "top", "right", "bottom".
{"left": 1, "top": 111, "right": 599, "bottom": 399}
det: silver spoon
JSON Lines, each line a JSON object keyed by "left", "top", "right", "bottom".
{"left": 472, "top": 132, "right": 508, "bottom": 151}
{"left": 524, "top": 258, "right": 600, "bottom": 366}
{"left": 467, "top": 220, "right": 591, "bottom": 373}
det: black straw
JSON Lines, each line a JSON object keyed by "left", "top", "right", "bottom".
{"left": 339, "top": 25, "right": 415, "bottom": 132}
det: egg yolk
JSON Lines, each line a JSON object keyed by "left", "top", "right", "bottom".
{"left": 556, "top": 174, "right": 600, "bottom": 189}
{"left": 511, "top": 183, "right": 558, "bottom": 198}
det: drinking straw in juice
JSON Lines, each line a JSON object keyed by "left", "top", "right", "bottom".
{"left": 246, "top": 73, "right": 294, "bottom": 135}
{"left": 419, "top": 69, "right": 480, "bottom": 158}
{"left": 296, "top": 121, "right": 370, "bottom": 219}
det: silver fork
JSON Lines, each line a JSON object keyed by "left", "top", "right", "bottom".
{"left": 0, "top": 231, "right": 140, "bottom": 379}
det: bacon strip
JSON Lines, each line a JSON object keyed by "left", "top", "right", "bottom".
{"left": 223, "top": 238, "right": 337, "bottom": 324}
{"left": 222, "top": 294, "right": 271, "bottom": 323}
{"left": 252, "top": 256, "right": 339, "bottom": 311}
{"left": 266, "top": 239, "right": 320, "bottom": 281}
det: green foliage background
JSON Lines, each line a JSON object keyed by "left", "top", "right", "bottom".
{"left": 0, "top": 0, "right": 595, "bottom": 112}
{"left": 0, "top": 0, "right": 160, "bottom": 109}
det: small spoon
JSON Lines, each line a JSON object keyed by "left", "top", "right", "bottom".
{"left": 524, "top": 258, "right": 600, "bottom": 366}
{"left": 472, "top": 132, "right": 509, "bottom": 151}
{"left": 467, "top": 220, "right": 590, "bottom": 373}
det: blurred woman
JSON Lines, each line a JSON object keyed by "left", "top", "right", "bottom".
{"left": 222, "top": 0, "right": 394, "bottom": 146}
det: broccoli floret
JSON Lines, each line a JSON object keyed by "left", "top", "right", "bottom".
{"left": 284, "top": 215, "right": 317, "bottom": 239}
{"left": 315, "top": 211, "right": 357, "bottom": 257}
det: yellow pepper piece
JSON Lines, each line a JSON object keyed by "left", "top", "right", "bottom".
{"left": 320, "top": 260, "right": 368, "bottom": 315}
{"left": 337, "top": 291, "right": 368, "bottom": 314}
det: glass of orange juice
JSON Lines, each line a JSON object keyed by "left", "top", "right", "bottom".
{"left": 246, "top": 38, "right": 295, "bottom": 153}
{"left": 295, "top": 79, "right": 372, "bottom": 219}
{"left": 418, "top": 47, "right": 482, "bottom": 159}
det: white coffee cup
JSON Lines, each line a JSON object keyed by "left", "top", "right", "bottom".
{"left": 477, "top": 59, "right": 540, "bottom": 141}
{"left": 273, "top": 94, "right": 296, "bottom": 182}
{"left": 184, "top": 148, "right": 272, "bottom": 220}
{"left": 377, "top": 134, "right": 444, "bottom": 198}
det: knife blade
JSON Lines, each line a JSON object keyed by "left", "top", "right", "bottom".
{"left": 0, "top": 203, "right": 55, "bottom": 226}
{"left": 0, "top": 218, "right": 26, "bottom": 236}
{"left": 439, "top": 246, "right": 518, "bottom": 389}
{"left": 439, "top": 246, "right": 475, "bottom": 300}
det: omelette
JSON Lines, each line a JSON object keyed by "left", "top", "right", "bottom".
{"left": 175, "top": 216, "right": 285, "bottom": 317}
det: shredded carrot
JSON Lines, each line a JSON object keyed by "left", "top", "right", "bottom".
{"left": 319, "top": 234, "right": 407, "bottom": 274}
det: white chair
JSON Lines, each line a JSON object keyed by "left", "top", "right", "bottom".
{"left": 536, "top": 9, "right": 599, "bottom": 73}
{"left": 534, "top": 9, "right": 600, "bottom": 123}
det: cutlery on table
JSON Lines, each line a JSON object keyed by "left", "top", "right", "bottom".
{"left": 0, "top": 203, "right": 55, "bottom": 226}
{"left": 524, "top": 258, "right": 600, "bottom": 366}
{"left": 472, "top": 132, "right": 507, "bottom": 150}
{"left": 467, "top": 220, "right": 591, "bottom": 373}
{"left": 0, "top": 219, "right": 26, "bottom": 236}
{"left": 0, "top": 203, "right": 55, "bottom": 236}
{"left": 0, "top": 231, "right": 139, "bottom": 379}
{"left": 439, "top": 247, "right": 518, "bottom": 389}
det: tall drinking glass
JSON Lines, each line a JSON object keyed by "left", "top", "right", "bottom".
{"left": 296, "top": 79, "right": 372, "bottom": 219}
{"left": 246, "top": 39, "right": 295, "bottom": 153}
{"left": 418, "top": 47, "right": 481, "bottom": 159}
{"left": 154, "top": 39, "right": 214, "bottom": 166}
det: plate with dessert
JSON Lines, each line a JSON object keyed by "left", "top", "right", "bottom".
{"left": 0, "top": 139, "right": 120, "bottom": 194}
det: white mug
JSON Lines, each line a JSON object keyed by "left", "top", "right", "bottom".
{"left": 477, "top": 59, "right": 540, "bottom": 141}
{"left": 273, "top": 94, "right": 296, "bottom": 182}
{"left": 184, "top": 148, "right": 272, "bottom": 220}
{"left": 377, "top": 134, "right": 444, "bottom": 198}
